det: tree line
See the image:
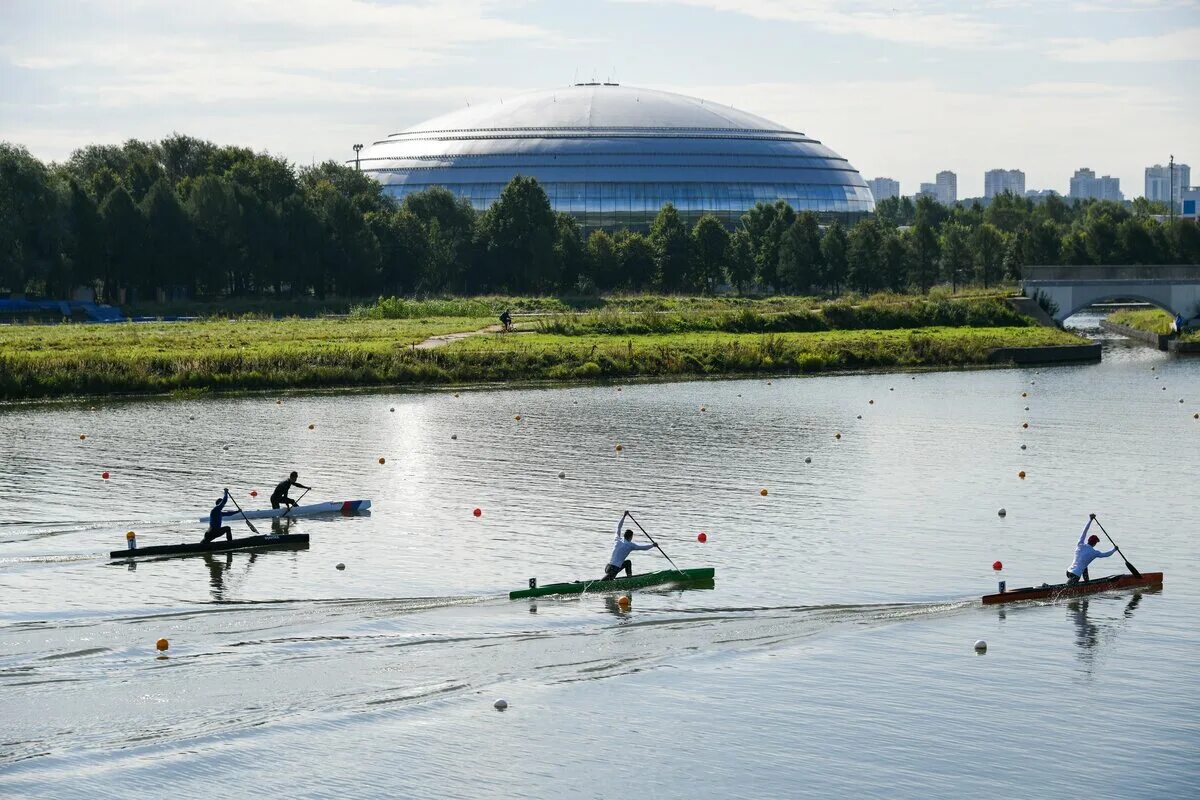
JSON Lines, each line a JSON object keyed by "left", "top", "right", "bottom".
{"left": 3, "top": 137, "right": 1198, "bottom": 302}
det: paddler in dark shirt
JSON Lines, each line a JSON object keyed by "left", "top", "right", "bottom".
{"left": 270, "top": 471, "right": 310, "bottom": 510}
{"left": 202, "top": 489, "right": 236, "bottom": 544}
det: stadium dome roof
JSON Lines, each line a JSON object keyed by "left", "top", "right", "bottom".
{"left": 356, "top": 83, "right": 873, "bottom": 228}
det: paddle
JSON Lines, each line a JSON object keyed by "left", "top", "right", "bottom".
{"left": 625, "top": 511, "right": 684, "bottom": 576}
{"left": 226, "top": 490, "right": 260, "bottom": 535}
{"left": 1093, "top": 515, "right": 1141, "bottom": 579}
{"left": 281, "top": 487, "right": 310, "bottom": 519}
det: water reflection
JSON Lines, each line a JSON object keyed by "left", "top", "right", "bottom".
{"left": 1068, "top": 593, "right": 1146, "bottom": 679}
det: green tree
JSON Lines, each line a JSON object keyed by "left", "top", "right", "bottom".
{"left": 847, "top": 218, "right": 883, "bottom": 294}
{"left": 880, "top": 230, "right": 910, "bottom": 292}
{"left": 139, "top": 179, "right": 195, "bottom": 298}
{"left": 972, "top": 223, "right": 1005, "bottom": 288}
{"left": 475, "top": 176, "right": 558, "bottom": 292}
{"left": 0, "top": 143, "right": 63, "bottom": 294}
{"left": 939, "top": 222, "right": 972, "bottom": 292}
{"left": 819, "top": 221, "right": 849, "bottom": 293}
{"left": 615, "top": 230, "right": 655, "bottom": 290}
{"left": 553, "top": 212, "right": 586, "bottom": 293}
{"left": 777, "top": 211, "right": 822, "bottom": 294}
{"left": 99, "top": 185, "right": 146, "bottom": 302}
{"left": 689, "top": 214, "right": 730, "bottom": 293}
{"left": 649, "top": 203, "right": 690, "bottom": 291}
{"left": 727, "top": 228, "right": 755, "bottom": 294}
{"left": 740, "top": 200, "right": 794, "bottom": 291}
{"left": 1060, "top": 230, "right": 1092, "bottom": 265}
{"left": 586, "top": 229, "right": 620, "bottom": 291}
{"left": 185, "top": 175, "right": 244, "bottom": 295}
{"left": 909, "top": 208, "right": 940, "bottom": 293}
{"left": 984, "top": 192, "right": 1030, "bottom": 233}
{"left": 1022, "top": 220, "right": 1061, "bottom": 266}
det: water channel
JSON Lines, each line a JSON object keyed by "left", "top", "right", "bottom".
{"left": 2, "top": 310, "right": 1197, "bottom": 798}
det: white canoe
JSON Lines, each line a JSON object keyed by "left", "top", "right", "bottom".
{"left": 197, "top": 499, "right": 371, "bottom": 522}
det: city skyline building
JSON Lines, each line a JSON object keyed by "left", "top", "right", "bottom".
{"left": 1145, "top": 162, "right": 1191, "bottom": 212}
{"left": 984, "top": 168, "right": 1025, "bottom": 199}
{"left": 867, "top": 177, "right": 900, "bottom": 202}
{"left": 1069, "top": 168, "right": 1123, "bottom": 202}
{"left": 353, "top": 83, "right": 873, "bottom": 229}
{"left": 935, "top": 170, "right": 957, "bottom": 206}
{"left": 917, "top": 182, "right": 937, "bottom": 200}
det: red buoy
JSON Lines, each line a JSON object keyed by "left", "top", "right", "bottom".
{"left": 473, "top": 508, "right": 482, "bottom": 517}
{"left": 250, "top": 490, "right": 258, "bottom": 497}
{"left": 101, "top": 471, "right": 110, "bottom": 480}
{"left": 697, "top": 532, "right": 707, "bottom": 543}
{"left": 992, "top": 560, "right": 1003, "bottom": 571}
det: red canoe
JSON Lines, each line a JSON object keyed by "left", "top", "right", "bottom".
{"left": 982, "top": 572, "right": 1163, "bottom": 605}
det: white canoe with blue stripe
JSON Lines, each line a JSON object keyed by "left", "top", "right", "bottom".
{"left": 197, "top": 499, "right": 371, "bottom": 522}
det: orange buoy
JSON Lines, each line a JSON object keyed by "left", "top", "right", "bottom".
{"left": 79, "top": 434, "right": 87, "bottom": 440}
{"left": 615, "top": 444, "right": 623, "bottom": 452}
{"left": 378, "top": 457, "right": 386, "bottom": 465}
{"left": 617, "top": 595, "right": 631, "bottom": 608}
{"left": 697, "top": 532, "right": 707, "bottom": 543}
{"left": 1018, "top": 470, "right": 1026, "bottom": 479}
{"left": 515, "top": 415, "right": 521, "bottom": 421}
{"left": 759, "top": 488, "right": 768, "bottom": 496}
{"left": 473, "top": 507, "right": 482, "bottom": 517}
{"left": 155, "top": 638, "right": 169, "bottom": 652}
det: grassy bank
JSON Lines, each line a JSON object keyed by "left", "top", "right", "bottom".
{"left": 1107, "top": 308, "right": 1198, "bottom": 341}
{"left": 0, "top": 316, "right": 491, "bottom": 399}
{"left": 0, "top": 292, "right": 1091, "bottom": 401}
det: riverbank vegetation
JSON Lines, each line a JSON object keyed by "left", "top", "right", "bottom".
{"left": 4, "top": 138, "right": 1199, "bottom": 308}
{"left": 1106, "top": 308, "right": 1199, "bottom": 342}
{"left": 0, "top": 292, "right": 1094, "bottom": 400}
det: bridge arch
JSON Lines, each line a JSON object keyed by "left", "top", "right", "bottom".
{"left": 1022, "top": 265, "right": 1200, "bottom": 324}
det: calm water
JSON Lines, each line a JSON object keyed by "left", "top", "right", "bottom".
{"left": 2, "top": 313, "right": 1198, "bottom": 798}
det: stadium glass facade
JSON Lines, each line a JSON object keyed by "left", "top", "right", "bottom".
{"left": 356, "top": 84, "right": 874, "bottom": 229}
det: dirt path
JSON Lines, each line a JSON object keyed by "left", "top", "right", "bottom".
{"left": 413, "top": 323, "right": 508, "bottom": 350}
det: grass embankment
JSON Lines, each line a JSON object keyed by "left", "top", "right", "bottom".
{"left": 0, "top": 292, "right": 1087, "bottom": 401}
{"left": 439, "top": 326, "right": 1083, "bottom": 381}
{"left": 0, "top": 317, "right": 491, "bottom": 399}
{"left": 1106, "top": 308, "right": 1198, "bottom": 341}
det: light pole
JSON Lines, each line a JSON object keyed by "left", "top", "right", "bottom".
{"left": 353, "top": 143, "right": 364, "bottom": 172}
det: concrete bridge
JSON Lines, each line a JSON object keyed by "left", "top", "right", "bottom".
{"left": 1021, "top": 265, "right": 1200, "bottom": 323}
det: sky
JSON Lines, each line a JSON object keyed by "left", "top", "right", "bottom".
{"left": 1, "top": 0, "right": 1197, "bottom": 199}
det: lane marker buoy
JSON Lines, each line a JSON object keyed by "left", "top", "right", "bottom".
{"left": 156, "top": 638, "right": 169, "bottom": 652}
{"left": 473, "top": 507, "right": 482, "bottom": 517}
{"left": 697, "top": 532, "right": 707, "bottom": 543}
{"left": 494, "top": 699, "right": 508, "bottom": 710}
{"left": 974, "top": 640, "right": 987, "bottom": 653}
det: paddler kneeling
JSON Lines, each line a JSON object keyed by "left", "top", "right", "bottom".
{"left": 271, "top": 471, "right": 310, "bottom": 510}
{"left": 202, "top": 489, "right": 237, "bottom": 545}
{"left": 1066, "top": 514, "right": 1117, "bottom": 585}
{"left": 602, "top": 512, "right": 658, "bottom": 581}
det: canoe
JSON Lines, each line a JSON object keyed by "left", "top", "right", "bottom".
{"left": 110, "top": 533, "right": 309, "bottom": 560}
{"left": 981, "top": 572, "right": 1162, "bottom": 605}
{"left": 509, "top": 567, "right": 715, "bottom": 599}
{"left": 195, "top": 500, "right": 370, "bottom": 522}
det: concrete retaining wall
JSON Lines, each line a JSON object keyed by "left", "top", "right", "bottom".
{"left": 1099, "top": 320, "right": 1169, "bottom": 350}
{"left": 987, "top": 344, "right": 1102, "bottom": 364}
{"left": 1167, "top": 338, "right": 1200, "bottom": 354}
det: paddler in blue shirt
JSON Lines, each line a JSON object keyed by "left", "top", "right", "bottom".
{"left": 1066, "top": 514, "right": 1117, "bottom": 585}
{"left": 270, "top": 471, "right": 310, "bottom": 510}
{"left": 602, "top": 512, "right": 658, "bottom": 580}
{"left": 202, "top": 489, "right": 237, "bottom": 544}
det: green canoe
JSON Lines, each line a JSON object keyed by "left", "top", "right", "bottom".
{"left": 509, "top": 567, "right": 715, "bottom": 599}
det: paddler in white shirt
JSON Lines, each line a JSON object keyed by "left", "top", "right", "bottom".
{"left": 1066, "top": 514, "right": 1117, "bottom": 585}
{"left": 602, "top": 512, "right": 658, "bottom": 581}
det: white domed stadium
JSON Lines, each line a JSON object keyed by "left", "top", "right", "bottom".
{"left": 355, "top": 83, "right": 873, "bottom": 229}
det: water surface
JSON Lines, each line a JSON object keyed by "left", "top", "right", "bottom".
{"left": 2, "top": 314, "right": 1197, "bottom": 798}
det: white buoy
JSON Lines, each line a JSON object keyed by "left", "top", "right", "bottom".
{"left": 558, "top": 471, "right": 565, "bottom": 479}
{"left": 336, "top": 563, "right": 345, "bottom": 571}
{"left": 1020, "top": 444, "right": 1027, "bottom": 450}
{"left": 494, "top": 698, "right": 508, "bottom": 711}
{"left": 804, "top": 457, "right": 812, "bottom": 463}
{"left": 998, "top": 508, "right": 1006, "bottom": 517}
{"left": 451, "top": 434, "right": 457, "bottom": 440}
{"left": 974, "top": 640, "right": 987, "bottom": 652}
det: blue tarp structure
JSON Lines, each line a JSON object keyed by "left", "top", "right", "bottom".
{"left": 0, "top": 298, "right": 125, "bottom": 322}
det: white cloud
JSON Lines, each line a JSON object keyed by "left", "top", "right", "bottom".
{"left": 1053, "top": 27, "right": 1200, "bottom": 61}
{"left": 613, "top": 0, "right": 1002, "bottom": 47}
